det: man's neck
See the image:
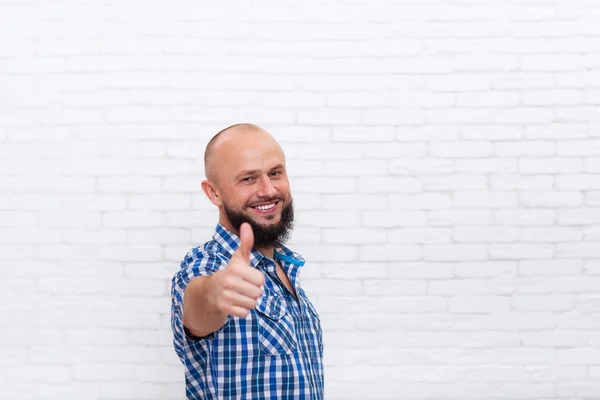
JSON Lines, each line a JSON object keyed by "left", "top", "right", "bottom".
{"left": 254, "top": 245, "right": 274, "bottom": 260}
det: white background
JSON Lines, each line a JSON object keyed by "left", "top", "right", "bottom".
{"left": 2, "top": 0, "right": 600, "bottom": 399}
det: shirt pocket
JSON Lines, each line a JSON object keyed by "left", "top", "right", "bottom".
{"left": 255, "top": 294, "right": 297, "bottom": 356}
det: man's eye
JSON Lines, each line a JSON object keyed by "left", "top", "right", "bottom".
{"left": 241, "top": 177, "right": 254, "bottom": 182}
{"left": 270, "top": 171, "right": 281, "bottom": 177}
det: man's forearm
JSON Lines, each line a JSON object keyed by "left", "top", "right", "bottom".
{"left": 183, "top": 276, "right": 228, "bottom": 338}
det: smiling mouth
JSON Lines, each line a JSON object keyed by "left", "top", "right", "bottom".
{"left": 249, "top": 201, "right": 279, "bottom": 213}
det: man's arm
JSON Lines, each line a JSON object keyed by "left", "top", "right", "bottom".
{"left": 182, "top": 223, "right": 265, "bottom": 338}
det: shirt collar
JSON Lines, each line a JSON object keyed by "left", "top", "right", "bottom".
{"left": 212, "top": 223, "right": 305, "bottom": 268}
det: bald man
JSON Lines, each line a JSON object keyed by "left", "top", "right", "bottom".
{"left": 170, "top": 124, "right": 324, "bottom": 400}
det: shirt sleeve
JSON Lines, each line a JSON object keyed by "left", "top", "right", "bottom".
{"left": 170, "top": 245, "right": 226, "bottom": 363}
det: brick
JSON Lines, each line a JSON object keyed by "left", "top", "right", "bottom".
{"left": 389, "top": 158, "right": 454, "bottom": 175}
{"left": 457, "top": 92, "right": 520, "bottom": 107}
{"left": 365, "top": 143, "right": 427, "bottom": 158}
{"left": 422, "top": 245, "right": 488, "bottom": 261}
{"left": 396, "top": 125, "right": 460, "bottom": 142}
{"left": 556, "top": 175, "right": 600, "bottom": 190}
{"left": 491, "top": 175, "right": 553, "bottom": 191}
{"left": 454, "top": 227, "right": 518, "bottom": 243}
{"left": 448, "top": 297, "right": 511, "bottom": 313}
{"left": 359, "top": 177, "right": 422, "bottom": 193}
{"left": 331, "top": 127, "right": 394, "bottom": 142}
{"left": 293, "top": 177, "right": 357, "bottom": 193}
{"left": 490, "top": 244, "right": 554, "bottom": 260}
{"left": 557, "top": 243, "right": 600, "bottom": 259}
{"left": 455, "top": 158, "right": 518, "bottom": 174}
{"left": 454, "top": 191, "right": 518, "bottom": 208}
{"left": 522, "top": 90, "right": 583, "bottom": 106}
{"left": 430, "top": 141, "right": 492, "bottom": 158}
{"left": 390, "top": 194, "right": 452, "bottom": 210}
{"left": 323, "top": 228, "right": 386, "bottom": 244}
{"left": 461, "top": 126, "right": 524, "bottom": 140}
{"left": 512, "top": 295, "right": 576, "bottom": 312}
{"left": 363, "top": 210, "right": 427, "bottom": 228}
{"left": 422, "top": 175, "right": 486, "bottom": 191}
{"left": 322, "top": 194, "right": 386, "bottom": 210}
{"left": 296, "top": 143, "right": 361, "bottom": 160}
{"left": 519, "top": 259, "right": 583, "bottom": 276}
{"left": 557, "top": 140, "right": 600, "bottom": 156}
{"left": 519, "top": 227, "right": 582, "bottom": 242}
{"left": 526, "top": 123, "right": 588, "bottom": 140}
{"left": 519, "top": 158, "right": 582, "bottom": 174}
{"left": 494, "top": 141, "right": 555, "bottom": 156}
{"left": 324, "top": 160, "right": 388, "bottom": 176}
{"left": 388, "top": 228, "right": 452, "bottom": 244}
{"left": 429, "top": 210, "right": 493, "bottom": 226}
{"left": 519, "top": 191, "right": 583, "bottom": 208}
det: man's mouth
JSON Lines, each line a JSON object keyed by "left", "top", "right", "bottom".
{"left": 249, "top": 201, "right": 279, "bottom": 214}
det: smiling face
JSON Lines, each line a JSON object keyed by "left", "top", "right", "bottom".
{"left": 202, "top": 126, "right": 294, "bottom": 248}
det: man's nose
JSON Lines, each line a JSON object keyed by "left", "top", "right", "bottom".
{"left": 256, "top": 175, "right": 278, "bottom": 198}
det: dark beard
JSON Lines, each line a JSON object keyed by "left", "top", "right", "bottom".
{"left": 224, "top": 199, "right": 294, "bottom": 248}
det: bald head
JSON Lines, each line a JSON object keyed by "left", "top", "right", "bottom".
{"left": 204, "top": 123, "right": 283, "bottom": 183}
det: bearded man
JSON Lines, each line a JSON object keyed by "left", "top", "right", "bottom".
{"left": 170, "top": 123, "right": 324, "bottom": 399}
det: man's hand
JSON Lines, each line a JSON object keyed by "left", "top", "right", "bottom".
{"left": 206, "top": 222, "right": 265, "bottom": 318}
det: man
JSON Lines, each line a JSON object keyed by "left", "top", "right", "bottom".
{"left": 170, "top": 123, "right": 324, "bottom": 399}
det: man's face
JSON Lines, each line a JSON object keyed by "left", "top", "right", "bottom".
{"left": 212, "top": 132, "right": 294, "bottom": 247}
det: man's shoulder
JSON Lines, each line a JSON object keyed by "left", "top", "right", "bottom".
{"left": 181, "top": 238, "right": 231, "bottom": 273}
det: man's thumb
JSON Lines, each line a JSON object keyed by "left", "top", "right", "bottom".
{"left": 237, "top": 222, "right": 254, "bottom": 262}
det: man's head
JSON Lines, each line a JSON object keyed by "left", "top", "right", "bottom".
{"left": 202, "top": 123, "right": 294, "bottom": 249}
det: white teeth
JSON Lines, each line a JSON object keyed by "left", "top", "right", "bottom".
{"left": 255, "top": 203, "right": 275, "bottom": 211}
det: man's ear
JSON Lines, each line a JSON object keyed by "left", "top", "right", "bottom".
{"left": 201, "top": 180, "right": 223, "bottom": 207}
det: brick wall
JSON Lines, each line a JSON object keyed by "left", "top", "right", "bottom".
{"left": 1, "top": 1, "right": 600, "bottom": 398}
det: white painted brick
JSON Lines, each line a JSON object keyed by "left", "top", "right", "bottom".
{"left": 519, "top": 157, "right": 582, "bottom": 174}
{"left": 429, "top": 210, "right": 493, "bottom": 226}
{"left": 293, "top": 177, "right": 357, "bottom": 193}
{"left": 519, "top": 191, "right": 583, "bottom": 208}
{"left": 298, "top": 210, "right": 361, "bottom": 228}
{"left": 521, "top": 331, "right": 590, "bottom": 347}
{"left": 321, "top": 263, "right": 387, "bottom": 280}
{"left": 557, "top": 242, "right": 600, "bottom": 259}
{"left": 584, "top": 226, "right": 600, "bottom": 241}
{"left": 396, "top": 125, "right": 460, "bottom": 142}
{"left": 585, "top": 191, "right": 600, "bottom": 206}
{"left": 296, "top": 143, "right": 362, "bottom": 160}
{"left": 526, "top": 123, "right": 588, "bottom": 140}
{"left": 324, "top": 160, "right": 388, "bottom": 176}
{"left": 364, "top": 143, "right": 427, "bottom": 159}
{"left": 297, "top": 109, "right": 360, "bottom": 125}
{"left": 422, "top": 245, "right": 488, "bottom": 261}
{"left": 388, "top": 228, "right": 452, "bottom": 244}
{"left": 494, "top": 141, "right": 555, "bottom": 157}
{"left": 584, "top": 157, "right": 600, "bottom": 173}
{"left": 422, "top": 175, "right": 486, "bottom": 191}
{"left": 73, "top": 364, "right": 136, "bottom": 381}
{"left": 390, "top": 194, "right": 452, "bottom": 210}
{"left": 427, "top": 74, "right": 491, "bottom": 91}
{"left": 428, "top": 279, "right": 514, "bottom": 296}
{"left": 512, "top": 295, "right": 576, "bottom": 312}
{"left": 558, "top": 208, "right": 600, "bottom": 225}
{"left": 454, "top": 227, "right": 517, "bottom": 243}
{"left": 287, "top": 160, "right": 324, "bottom": 177}
{"left": 448, "top": 296, "right": 511, "bottom": 313}
{"left": 359, "top": 177, "right": 422, "bottom": 193}
{"left": 331, "top": 127, "right": 394, "bottom": 142}
{"left": 556, "top": 174, "right": 600, "bottom": 190}
{"left": 323, "top": 228, "right": 386, "bottom": 244}
{"left": 454, "top": 262, "right": 517, "bottom": 278}
{"left": 492, "top": 72, "right": 553, "bottom": 90}
{"left": 491, "top": 244, "right": 554, "bottom": 260}
{"left": 323, "top": 194, "right": 386, "bottom": 210}
{"left": 98, "top": 177, "right": 161, "bottom": 193}
{"left": 430, "top": 141, "right": 492, "bottom": 158}
{"left": 363, "top": 210, "right": 427, "bottom": 228}
{"left": 491, "top": 175, "right": 553, "bottom": 191}
{"left": 519, "top": 227, "right": 582, "bottom": 243}
{"left": 103, "top": 212, "right": 165, "bottom": 228}
{"left": 522, "top": 89, "right": 583, "bottom": 106}
{"left": 389, "top": 158, "right": 454, "bottom": 175}
{"left": 455, "top": 158, "right": 518, "bottom": 174}
{"left": 454, "top": 191, "right": 518, "bottom": 208}
{"left": 128, "top": 194, "right": 191, "bottom": 211}
{"left": 557, "top": 140, "right": 600, "bottom": 156}
{"left": 359, "top": 245, "right": 420, "bottom": 262}
{"left": 456, "top": 92, "right": 520, "bottom": 107}
{"left": 461, "top": 126, "right": 524, "bottom": 140}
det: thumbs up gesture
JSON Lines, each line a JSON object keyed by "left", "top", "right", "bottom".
{"left": 207, "top": 223, "right": 266, "bottom": 318}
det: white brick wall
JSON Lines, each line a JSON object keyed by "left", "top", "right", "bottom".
{"left": 1, "top": 0, "right": 600, "bottom": 399}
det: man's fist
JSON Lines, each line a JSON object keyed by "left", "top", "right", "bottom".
{"left": 207, "top": 223, "right": 265, "bottom": 318}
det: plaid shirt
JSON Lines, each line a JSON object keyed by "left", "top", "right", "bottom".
{"left": 171, "top": 224, "right": 324, "bottom": 399}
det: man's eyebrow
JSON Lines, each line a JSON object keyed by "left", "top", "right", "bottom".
{"left": 235, "top": 169, "right": 260, "bottom": 180}
{"left": 270, "top": 163, "right": 284, "bottom": 170}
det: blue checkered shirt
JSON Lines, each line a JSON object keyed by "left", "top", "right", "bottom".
{"left": 171, "top": 224, "right": 324, "bottom": 399}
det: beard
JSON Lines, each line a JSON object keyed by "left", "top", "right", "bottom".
{"left": 224, "top": 199, "right": 294, "bottom": 249}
